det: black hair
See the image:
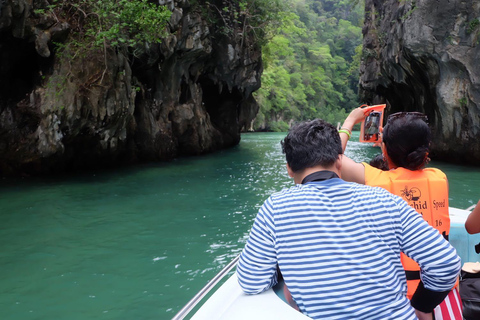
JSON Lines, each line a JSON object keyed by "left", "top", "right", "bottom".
{"left": 369, "top": 153, "right": 389, "bottom": 171}
{"left": 281, "top": 119, "right": 342, "bottom": 172}
{"left": 382, "top": 113, "right": 430, "bottom": 170}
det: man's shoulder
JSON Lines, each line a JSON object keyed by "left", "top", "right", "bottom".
{"left": 348, "top": 181, "right": 406, "bottom": 204}
{"left": 349, "top": 179, "right": 392, "bottom": 194}
{"left": 268, "top": 182, "right": 341, "bottom": 201}
{"left": 269, "top": 185, "right": 303, "bottom": 198}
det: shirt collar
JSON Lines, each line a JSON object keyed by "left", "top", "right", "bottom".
{"left": 301, "top": 170, "right": 339, "bottom": 184}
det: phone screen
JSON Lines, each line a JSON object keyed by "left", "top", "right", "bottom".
{"left": 363, "top": 111, "right": 381, "bottom": 142}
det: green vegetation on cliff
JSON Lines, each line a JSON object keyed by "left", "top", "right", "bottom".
{"left": 32, "top": 0, "right": 362, "bottom": 132}
{"left": 194, "top": 0, "right": 285, "bottom": 43}
{"left": 254, "top": 0, "right": 364, "bottom": 131}
{"left": 34, "top": 0, "right": 171, "bottom": 57}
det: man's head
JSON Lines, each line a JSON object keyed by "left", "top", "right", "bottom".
{"left": 281, "top": 119, "right": 343, "bottom": 173}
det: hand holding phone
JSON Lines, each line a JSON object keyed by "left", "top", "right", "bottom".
{"left": 359, "top": 104, "right": 386, "bottom": 143}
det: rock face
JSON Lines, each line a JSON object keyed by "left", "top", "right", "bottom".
{"left": 360, "top": 0, "right": 480, "bottom": 164}
{"left": 0, "top": 0, "right": 261, "bottom": 175}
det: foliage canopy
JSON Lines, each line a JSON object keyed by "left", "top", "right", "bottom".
{"left": 253, "top": 0, "right": 365, "bottom": 131}
{"left": 34, "top": 0, "right": 171, "bottom": 57}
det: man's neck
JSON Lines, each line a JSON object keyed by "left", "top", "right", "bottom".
{"left": 293, "top": 165, "right": 340, "bottom": 184}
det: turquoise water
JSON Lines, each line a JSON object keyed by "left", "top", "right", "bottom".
{"left": 1, "top": 132, "right": 479, "bottom": 320}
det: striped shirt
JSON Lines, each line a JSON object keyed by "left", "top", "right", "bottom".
{"left": 236, "top": 178, "right": 461, "bottom": 320}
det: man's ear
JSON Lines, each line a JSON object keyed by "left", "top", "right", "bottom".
{"left": 286, "top": 163, "right": 294, "bottom": 178}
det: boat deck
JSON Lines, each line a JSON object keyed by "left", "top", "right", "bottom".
{"left": 191, "top": 272, "right": 311, "bottom": 320}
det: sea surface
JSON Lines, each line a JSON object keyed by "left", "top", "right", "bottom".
{"left": 1, "top": 132, "right": 479, "bottom": 320}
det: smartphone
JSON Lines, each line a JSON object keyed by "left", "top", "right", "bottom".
{"left": 363, "top": 112, "right": 381, "bottom": 141}
{"left": 359, "top": 104, "right": 386, "bottom": 143}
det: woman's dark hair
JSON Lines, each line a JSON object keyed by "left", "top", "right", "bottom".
{"left": 382, "top": 112, "right": 430, "bottom": 170}
{"left": 369, "top": 154, "right": 389, "bottom": 171}
{"left": 281, "top": 119, "right": 342, "bottom": 172}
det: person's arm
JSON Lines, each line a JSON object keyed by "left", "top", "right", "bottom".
{"left": 465, "top": 200, "right": 480, "bottom": 234}
{"left": 340, "top": 155, "right": 366, "bottom": 184}
{"left": 236, "top": 197, "right": 278, "bottom": 294}
{"left": 415, "top": 310, "right": 433, "bottom": 320}
{"left": 338, "top": 107, "right": 370, "bottom": 184}
{"left": 340, "top": 107, "right": 369, "bottom": 151}
{"left": 396, "top": 197, "right": 461, "bottom": 313}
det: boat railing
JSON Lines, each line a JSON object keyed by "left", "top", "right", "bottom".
{"left": 171, "top": 254, "right": 240, "bottom": 320}
{"left": 466, "top": 204, "right": 476, "bottom": 212}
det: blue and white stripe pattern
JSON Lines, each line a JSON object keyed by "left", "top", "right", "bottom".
{"left": 236, "top": 178, "right": 461, "bottom": 320}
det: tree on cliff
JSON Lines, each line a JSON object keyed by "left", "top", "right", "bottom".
{"left": 254, "top": 0, "right": 364, "bottom": 131}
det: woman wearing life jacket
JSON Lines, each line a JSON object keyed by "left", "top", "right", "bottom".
{"left": 338, "top": 108, "right": 462, "bottom": 320}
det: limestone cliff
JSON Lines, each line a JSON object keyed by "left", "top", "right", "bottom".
{"left": 360, "top": 0, "right": 480, "bottom": 164}
{"left": 0, "top": 0, "right": 262, "bottom": 175}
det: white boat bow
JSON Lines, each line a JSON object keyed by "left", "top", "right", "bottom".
{"left": 191, "top": 272, "right": 311, "bottom": 320}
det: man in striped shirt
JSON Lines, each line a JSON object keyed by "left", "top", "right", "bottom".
{"left": 236, "top": 119, "right": 461, "bottom": 320}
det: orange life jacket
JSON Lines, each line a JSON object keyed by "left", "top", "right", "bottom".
{"left": 363, "top": 164, "right": 450, "bottom": 299}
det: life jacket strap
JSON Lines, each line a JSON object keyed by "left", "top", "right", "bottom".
{"left": 405, "top": 270, "right": 421, "bottom": 281}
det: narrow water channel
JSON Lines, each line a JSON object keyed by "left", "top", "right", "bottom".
{"left": 1, "top": 132, "right": 479, "bottom": 320}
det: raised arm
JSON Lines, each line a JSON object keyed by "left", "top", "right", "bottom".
{"left": 338, "top": 107, "right": 370, "bottom": 184}
{"left": 339, "top": 107, "right": 368, "bottom": 151}
{"left": 465, "top": 200, "right": 480, "bottom": 234}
